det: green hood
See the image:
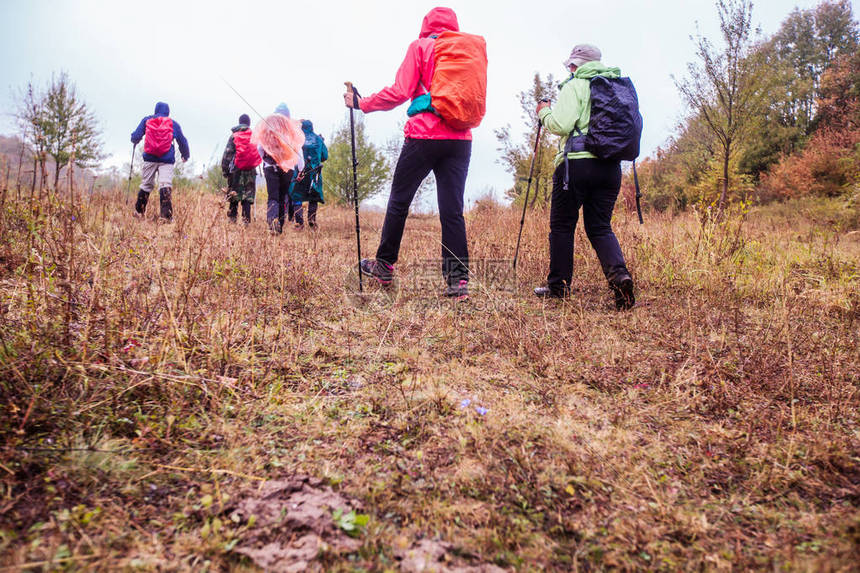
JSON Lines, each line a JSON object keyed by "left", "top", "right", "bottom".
{"left": 574, "top": 61, "right": 620, "bottom": 79}
{"left": 560, "top": 61, "right": 621, "bottom": 88}
{"left": 540, "top": 61, "right": 624, "bottom": 165}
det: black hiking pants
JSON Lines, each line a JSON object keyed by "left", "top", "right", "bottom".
{"left": 264, "top": 166, "right": 294, "bottom": 233}
{"left": 293, "top": 201, "right": 317, "bottom": 227}
{"left": 376, "top": 138, "right": 471, "bottom": 285}
{"left": 227, "top": 170, "right": 255, "bottom": 224}
{"left": 547, "top": 158, "right": 629, "bottom": 290}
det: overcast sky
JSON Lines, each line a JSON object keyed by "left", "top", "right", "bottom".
{"left": 1, "top": 0, "right": 855, "bottom": 206}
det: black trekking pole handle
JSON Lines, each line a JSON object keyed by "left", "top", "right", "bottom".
{"left": 513, "top": 121, "right": 543, "bottom": 272}
{"left": 345, "top": 81, "right": 363, "bottom": 293}
{"left": 126, "top": 143, "right": 136, "bottom": 205}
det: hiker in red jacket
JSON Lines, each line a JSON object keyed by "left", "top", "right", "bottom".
{"left": 130, "top": 101, "right": 190, "bottom": 221}
{"left": 345, "top": 7, "right": 480, "bottom": 299}
{"left": 221, "top": 113, "right": 261, "bottom": 224}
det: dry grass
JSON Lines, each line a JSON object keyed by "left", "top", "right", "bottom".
{"left": 0, "top": 186, "right": 858, "bottom": 571}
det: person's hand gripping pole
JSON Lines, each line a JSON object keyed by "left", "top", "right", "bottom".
{"left": 344, "top": 82, "right": 363, "bottom": 109}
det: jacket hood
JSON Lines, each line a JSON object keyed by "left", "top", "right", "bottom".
{"left": 301, "top": 119, "right": 314, "bottom": 133}
{"left": 274, "top": 103, "right": 291, "bottom": 118}
{"left": 154, "top": 101, "right": 170, "bottom": 117}
{"left": 231, "top": 124, "right": 250, "bottom": 133}
{"left": 572, "top": 61, "right": 621, "bottom": 80}
{"left": 420, "top": 7, "right": 459, "bottom": 38}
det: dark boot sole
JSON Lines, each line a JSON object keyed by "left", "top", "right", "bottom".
{"left": 613, "top": 278, "right": 635, "bottom": 310}
{"left": 534, "top": 287, "right": 570, "bottom": 299}
{"left": 444, "top": 290, "right": 470, "bottom": 299}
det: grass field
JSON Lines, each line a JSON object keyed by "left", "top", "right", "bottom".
{"left": 1, "top": 187, "right": 858, "bottom": 571}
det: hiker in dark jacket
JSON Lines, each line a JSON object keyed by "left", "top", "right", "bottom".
{"left": 289, "top": 119, "right": 328, "bottom": 230}
{"left": 533, "top": 44, "right": 635, "bottom": 309}
{"left": 221, "top": 113, "right": 260, "bottom": 224}
{"left": 130, "top": 101, "right": 190, "bottom": 221}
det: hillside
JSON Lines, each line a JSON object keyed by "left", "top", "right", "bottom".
{"left": 0, "top": 189, "right": 858, "bottom": 571}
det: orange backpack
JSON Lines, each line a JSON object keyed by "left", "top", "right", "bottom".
{"left": 430, "top": 31, "right": 488, "bottom": 130}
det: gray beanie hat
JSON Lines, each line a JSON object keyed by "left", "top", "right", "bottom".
{"left": 564, "top": 44, "right": 601, "bottom": 68}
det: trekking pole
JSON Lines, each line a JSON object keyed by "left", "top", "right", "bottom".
{"left": 126, "top": 143, "right": 136, "bottom": 205}
{"left": 633, "top": 161, "right": 643, "bottom": 225}
{"left": 512, "top": 121, "right": 543, "bottom": 272}
{"left": 345, "top": 82, "right": 363, "bottom": 293}
{"left": 256, "top": 165, "right": 263, "bottom": 222}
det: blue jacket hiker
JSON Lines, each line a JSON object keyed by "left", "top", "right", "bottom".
{"left": 289, "top": 119, "right": 328, "bottom": 229}
{"left": 130, "top": 101, "right": 190, "bottom": 221}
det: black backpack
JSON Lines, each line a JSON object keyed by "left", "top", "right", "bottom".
{"left": 563, "top": 75, "right": 644, "bottom": 222}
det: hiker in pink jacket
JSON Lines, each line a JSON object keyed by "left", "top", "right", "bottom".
{"left": 345, "top": 7, "right": 473, "bottom": 299}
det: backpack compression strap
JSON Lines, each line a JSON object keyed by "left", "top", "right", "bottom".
{"left": 406, "top": 36, "right": 439, "bottom": 118}
{"left": 562, "top": 128, "right": 587, "bottom": 191}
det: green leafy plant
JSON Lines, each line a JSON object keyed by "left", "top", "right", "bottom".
{"left": 331, "top": 508, "right": 369, "bottom": 537}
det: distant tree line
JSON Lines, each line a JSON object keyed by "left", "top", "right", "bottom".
{"left": 647, "top": 0, "right": 859, "bottom": 212}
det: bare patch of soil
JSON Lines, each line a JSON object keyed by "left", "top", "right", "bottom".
{"left": 227, "top": 476, "right": 361, "bottom": 572}
{"left": 395, "top": 538, "right": 507, "bottom": 573}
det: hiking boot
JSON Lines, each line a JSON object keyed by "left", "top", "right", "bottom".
{"left": 533, "top": 285, "right": 570, "bottom": 299}
{"left": 134, "top": 189, "right": 149, "bottom": 216}
{"left": 610, "top": 274, "right": 635, "bottom": 310}
{"left": 444, "top": 279, "right": 469, "bottom": 299}
{"left": 359, "top": 258, "right": 394, "bottom": 285}
{"left": 241, "top": 201, "right": 251, "bottom": 225}
{"left": 158, "top": 187, "right": 173, "bottom": 221}
{"left": 294, "top": 222, "right": 304, "bottom": 231}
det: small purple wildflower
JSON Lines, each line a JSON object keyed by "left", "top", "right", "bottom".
{"left": 475, "top": 406, "right": 488, "bottom": 416}
{"left": 460, "top": 398, "right": 471, "bottom": 409}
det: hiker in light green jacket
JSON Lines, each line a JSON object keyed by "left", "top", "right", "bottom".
{"left": 532, "top": 44, "right": 635, "bottom": 310}
{"left": 539, "top": 61, "right": 621, "bottom": 164}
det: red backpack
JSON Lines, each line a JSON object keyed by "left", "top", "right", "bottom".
{"left": 233, "top": 129, "right": 261, "bottom": 170}
{"left": 144, "top": 117, "right": 174, "bottom": 156}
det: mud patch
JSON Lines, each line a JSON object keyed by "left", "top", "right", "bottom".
{"left": 395, "top": 539, "right": 507, "bottom": 573}
{"left": 226, "top": 476, "right": 361, "bottom": 573}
